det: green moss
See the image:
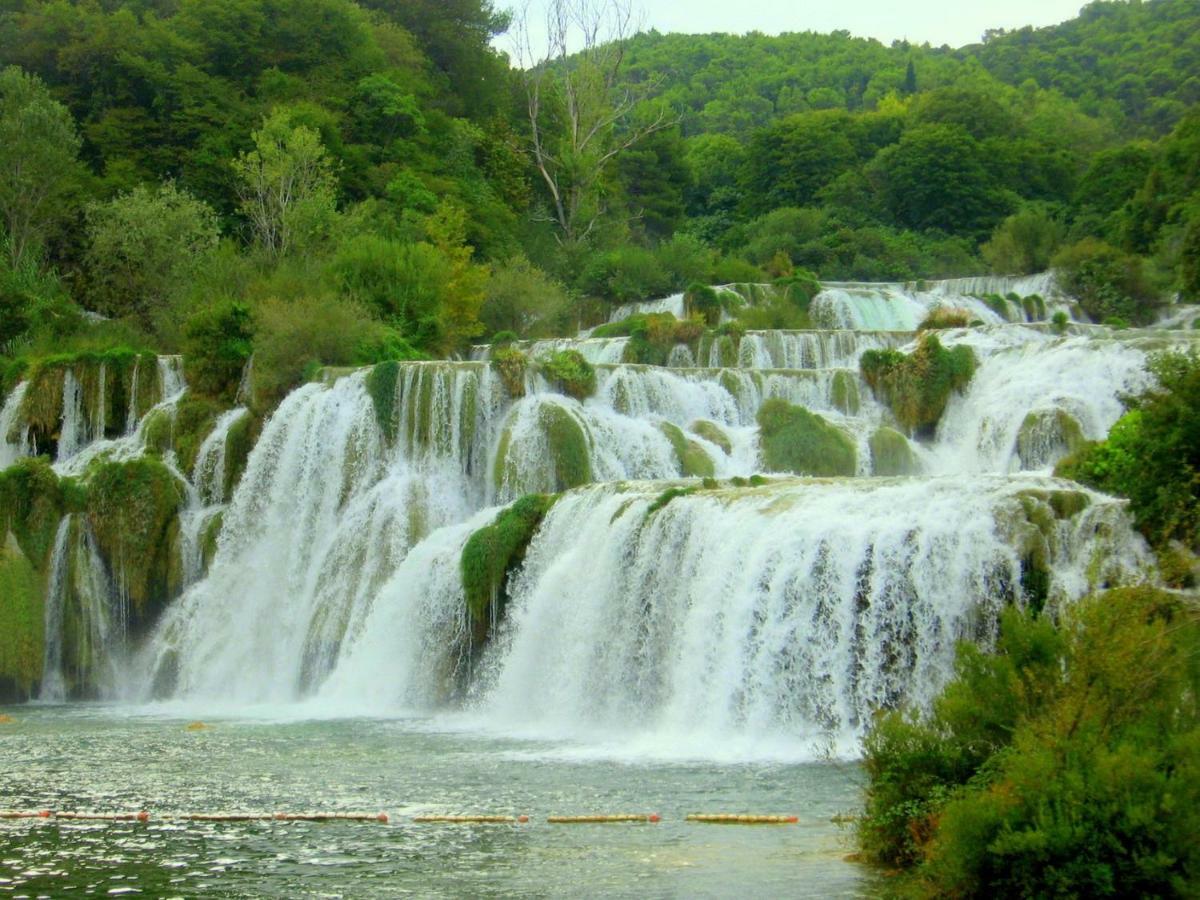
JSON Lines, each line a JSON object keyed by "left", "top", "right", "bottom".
{"left": 658, "top": 422, "right": 715, "bottom": 478}
{"left": 757, "top": 398, "right": 856, "bottom": 477}
{"left": 646, "top": 485, "right": 697, "bottom": 516}
{"left": 831, "top": 370, "right": 861, "bottom": 416}
{"left": 366, "top": 360, "right": 400, "bottom": 444}
{"left": 537, "top": 350, "right": 596, "bottom": 400}
{"left": 541, "top": 403, "right": 591, "bottom": 490}
{"left": 171, "top": 396, "right": 222, "bottom": 476}
{"left": 983, "top": 293, "right": 1010, "bottom": 320}
{"left": 748, "top": 474, "right": 769, "bottom": 486}
{"left": 86, "top": 458, "right": 185, "bottom": 623}
{"left": 141, "top": 408, "right": 174, "bottom": 455}
{"left": 869, "top": 427, "right": 920, "bottom": 476}
{"left": 691, "top": 419, "right": 732, "bottom": 455}
{"left": 1015, "top": 409, "right": 1086, "bottom": 470}
{"left": 0, "top": 457, "right": 73, "bottom": 567}
{"left": 492, "top": 346, "right": 528, "bottom": 398}
{"left": 200, "top": 510, "right": 224, "bottom": 574}
{"left": 223, "top": 412, "right": 255, "bottom": 499}
{"left": 0, "top": 533, "right": 43, "bottom": 700}
{"left": 861, "top": 334, "right": 976, "bottom": 436}
{"left": 461, "top": 494, "right": 556, "bottom": 629}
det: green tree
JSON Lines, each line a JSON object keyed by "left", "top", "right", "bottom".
{"left": 85, "top": 182, "right": 220, "bottom": 327}
{"left": 232, "top": 109, "right": 339, "bottom": 258}
{"left": 0, "top": 66, "right": 84, "bottom": 269}
{"left": 982, "top": 206, "right": 1066, "bottom": 274}
{"left": 518, "top": 0, "right": 675, "bottom": 244}
{"left": 869, "top": 124, "right": 1012, "bottom": 239}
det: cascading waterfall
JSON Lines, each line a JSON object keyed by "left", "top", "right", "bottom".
{"left": 73, "top": 273, "right": 1196, "bottom": 758}
{"left": 40, "top": 516, "right": 123, "bottom": 700}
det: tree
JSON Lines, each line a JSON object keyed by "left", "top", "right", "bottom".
{"left": 0, "top": 67, "right": 84, "bottom": 269}
{"left": 981, "top": 206, "right": 1065, "bottom": 274}
{"left": 85, "top": 182, "right": 220, "bottom": 326}
{"left": 516, "top": 0, "right": 674, "bottom": 244}
{"left": 232, "top": 109, "right": 339, "bottom": 258}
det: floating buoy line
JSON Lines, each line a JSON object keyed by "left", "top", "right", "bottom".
{"left": 1, "top": 809, "right": 804, "bottom": 826}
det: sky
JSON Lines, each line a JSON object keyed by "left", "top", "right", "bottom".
{"left": 498, "top": 0, "right": 1089, "bottom": 60}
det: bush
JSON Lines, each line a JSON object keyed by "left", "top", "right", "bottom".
{"left": 1052, "top": 238, "right": 1162, "bottom": 325}
{"left": 917, "top": 306, "right": 971, "bottom": 331}
{"left": 182, "top": 301, "right": 254, "bottom": 403}
{"left": 861, "top": 335, "right": 976, "bottom": 435}
{"left": 250, "top": 295, "right": 384, "bottom": 410}
{"left": 492, "top": 346, "right": 528, "bottom": 398}
{"left": 536, "top": 349, "right": 596, "bottom": 400}
{"left": 480, "top": 256, "right": 574, "bottom": 338}
{"left": 860, "top": 588, "right": 1200, "bottom": 897}
{"left": 685, "top": 282, "right": 721, "bottom": 325}
{"left": 1055, "top": 351, "right": 1200, "bottom": 549}
{"left": 981, "top": 206, "right": 1066, "bottom": 274}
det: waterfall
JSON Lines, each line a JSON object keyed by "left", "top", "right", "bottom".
{"left": 311, "top": 477, "right": 1148, "bottom": 757}
{"left": 57, "top": 271, "right": 1196, "bottom": 758}
{"left": 0, "top": 382, "right": 31, "bottom": 468}
{"left": 40, "top": 516, "right": 122, "bottom": 700}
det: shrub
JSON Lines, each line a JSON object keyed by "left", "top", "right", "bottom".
{"left": 1055, "top": 351, "right": 1200, "bottom": 548}
{"left": 685, "top": 282, "right": 721, "bottom": 325}
{"left": 182, "top": 301, "right": 254, "bottom": 403}
{"left": 861, "top": 335, "right": 976, "bottom": 435}
{"left": 860, "top": 588, "right": 1200, "bottom": 897}
{"left": 480, "top": 256, "right": 574, "bottom": 338}
{"left": 1052, "top": 238, "right": 1162, "bottom": 325}
{"left": 492, "top": 346, "right": 528, "bottom": 398}
{"left": 536, "top": 349, "right": 596, "bottom": 400}
{"left": 917, "top": 306, "right": 970, "bottom": 331}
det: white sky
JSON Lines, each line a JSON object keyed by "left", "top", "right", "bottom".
{"left": 498, "top": 0, "right": 1089, "bottom": 60}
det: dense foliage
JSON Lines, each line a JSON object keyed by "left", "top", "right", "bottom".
{"left": 0, "top": 0, "right": 1193, "bottom": 410}
{"left": 860, "top": 587, "right": 1200, "bottom": 896}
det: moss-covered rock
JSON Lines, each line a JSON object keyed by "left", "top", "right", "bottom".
{"left": 0, "top": 457, "right": 81, "bottom": 567}
{"left": 691, "top": 419, "right": 732, "bottom": 455}
{"left": 536, "top": 349, "right": 596, "bottom": 400}
{"left": 366, "top": 360, "right": 400, "bottom": 443}
{"left": 141, "top": 407, "right": 174, "bottom": 455}
{"left": 86, "top": 458, "right": 185, "bottom": 626}
{"left": 1015, "top": 409, "right": 1086, "bottom": 470}
{"left": 0, "top": 532, "right": 43, "bottom": 701}
{"left": 223, "top": 412, "right": 256, "bottom": 499}
{"left": 658, "top": 422, "right": 715, "bottom": 478}
{"left": 757, "top": 399, "right": 856, "bottom": 477}
{"left": 171, "top": 396, "right": 223, "bottom": 476}
{"left": 493, "top": 402, "right": 593, "bottom": 496}
{"left": 831, "top": 370, "right": 861, "bottom": 416}
{"left": 541, "top": 404, "right": 591, "bottom": 490}
{"left": 869, "top": 427, "right": 921, "bottom": 476}
{"left": 861, "top": 334, "right": 976, "bottom": 436}
{"left": 461, "top": 494, "right": 556, "bottom": 638}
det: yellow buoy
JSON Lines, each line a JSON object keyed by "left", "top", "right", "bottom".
{"left": 185, "top": 721, "right": 209, "bottom": 731}
{"left": 0, "top": 714, "right": 14, "bottom": 724}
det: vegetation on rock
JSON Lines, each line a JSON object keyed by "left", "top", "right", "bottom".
{"left": 861, "top": 335, "right": 976, "bottom": 436}
{"left": 757, "top": 398, "right": 856, "bottom": 477}
{"left": 460, "top": 493, "right": 556, "bottom": 630}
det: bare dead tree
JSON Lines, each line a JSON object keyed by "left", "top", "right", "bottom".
{"left": 515, "top": 0, "right": 675, "bottom": 244}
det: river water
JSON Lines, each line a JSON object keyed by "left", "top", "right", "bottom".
{"left": 0, "top": 705, "right": 867, "bottom": 897}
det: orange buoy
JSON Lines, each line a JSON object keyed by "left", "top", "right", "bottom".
{"left": 38, "top": 810, "right": 51, "bottom": 818}
{"left": 376, "top": 812, "right": 389, "bottom": 823}
{"left": 137, "top": 811, "right": 150, "bottom": 823}
{"left": 517, "top": 815, "right": 529, "bottom": 824}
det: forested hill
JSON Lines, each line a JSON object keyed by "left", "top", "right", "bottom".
{"left": 620, "top": 0, "right": 1199, "bottom": 138}
{"left": 0, "top": 0, "right": 1197, "bottom": 417}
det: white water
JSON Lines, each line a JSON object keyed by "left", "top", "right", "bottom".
{"left": 8, "top": 275, "right": 1182, "bottom": 760}
{"left": 0, "top": 381, "right": 31, "bottom": 468}
{"left": 39, "top": 516, "right": 123, "bottom": 700}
